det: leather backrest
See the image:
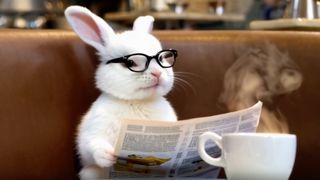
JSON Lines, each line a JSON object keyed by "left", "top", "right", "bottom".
{"left": 0, "top": 30, "right": 98, "bottom": 179}
{"left": 157, "top": 31, "right": 319, "bottom": 179}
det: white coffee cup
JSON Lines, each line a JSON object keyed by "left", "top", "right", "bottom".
{"left": 198, "top": 132, "right": 297, "bottom": 180}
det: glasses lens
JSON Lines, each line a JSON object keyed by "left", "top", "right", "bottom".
{"left": 158, "top": 51, "right": 176, "bottom": 67}
{"left": 127, "top": 54, "right": 148, "bottom": 71}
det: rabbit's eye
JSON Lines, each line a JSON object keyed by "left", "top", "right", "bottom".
{"left": 126, "top": 60, "right": 138, "bottom": 68}
{"left": 120, "top": 63, "right": 127, "bottom": 68}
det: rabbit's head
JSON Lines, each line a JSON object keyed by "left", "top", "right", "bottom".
{"left": 65, "top": 6, "right": 175, "bottom": 101}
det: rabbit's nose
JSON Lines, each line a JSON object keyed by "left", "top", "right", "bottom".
{"left": 151, "top": 71, "right": 162, "bottom": 79}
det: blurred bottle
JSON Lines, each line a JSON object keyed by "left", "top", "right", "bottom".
{"left": 126, "top": 0, "right": 150, "bottom": 12}
{"left": 150, "top": 0, "right": 168, "bottom": 11}
{"left": 283, "top": 0, "right": 318, "bottom": 19}
{"left": 209, "top": 0, "right": 226, "bottom": 15}
{"left": 166, "top": 0, "right": 189, "bottom": 14}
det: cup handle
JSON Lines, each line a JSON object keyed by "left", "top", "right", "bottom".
{"left": 198, "top": 132, "right": 225, "bottom": 167}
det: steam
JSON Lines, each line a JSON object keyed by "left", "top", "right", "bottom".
{"left": 219, "top": 43, "right": 303, "bottom": 133}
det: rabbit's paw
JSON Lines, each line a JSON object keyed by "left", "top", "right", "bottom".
{"left": 79, "top": 165, "right": 106, "bottom": 180}
{"left": 93, "top": 147, "right": 116, "bottom": 167}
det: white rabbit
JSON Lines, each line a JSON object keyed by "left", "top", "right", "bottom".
{"left": 65, "top": 6, "right": 177, "bottom": 179}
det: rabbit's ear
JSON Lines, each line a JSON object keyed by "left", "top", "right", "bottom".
{"left": 133, "top": 15, "right": 154, "bottom": 33}
{"left": 65, "top": 6, "right": 115, "bottom": 52}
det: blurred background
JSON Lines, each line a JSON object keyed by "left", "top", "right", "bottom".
{"left": 0, "top": 0, "right": 319, "bottom": 30}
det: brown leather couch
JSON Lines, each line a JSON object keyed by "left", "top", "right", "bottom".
{"left": 0, "top": 30, "right": 319, "bottom": 179}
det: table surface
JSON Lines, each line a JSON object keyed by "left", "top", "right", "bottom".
{"left": 250, "top": 18, "right": 320, "bottom": 30}
{"left": 104, "top": 11, "right": 245, "bottom": 22}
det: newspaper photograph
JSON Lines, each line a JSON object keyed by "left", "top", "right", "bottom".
{"left": 109, "top": 101, "right": 262, "bottom": 178}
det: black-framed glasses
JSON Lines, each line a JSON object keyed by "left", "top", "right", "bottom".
{"left": 106, "top": 49, "right": 178, "bottom": 72}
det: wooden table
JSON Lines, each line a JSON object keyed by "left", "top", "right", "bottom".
{"left": 250, "top": 18, "right": 320, "bottom": 31}
{"left": 104, "top": 11, "right": 245, "bottom": 29}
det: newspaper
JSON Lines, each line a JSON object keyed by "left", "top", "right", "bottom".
{"left": 109, "top": 101, "right": 262, "bottom": 178}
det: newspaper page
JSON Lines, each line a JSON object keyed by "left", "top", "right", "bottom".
{"left": 109, "top": 101, "right": 262, "bottom": 178}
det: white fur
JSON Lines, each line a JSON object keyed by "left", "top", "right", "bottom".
{"left": 65, "top": 6, "right": 177, "bottom": 179}
{"left": 133, "top": 15, "right": 154, "bottom": 33}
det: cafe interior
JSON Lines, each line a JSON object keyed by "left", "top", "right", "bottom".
{"left": 0, "top": 0, "right": 320, "bottom": 179}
